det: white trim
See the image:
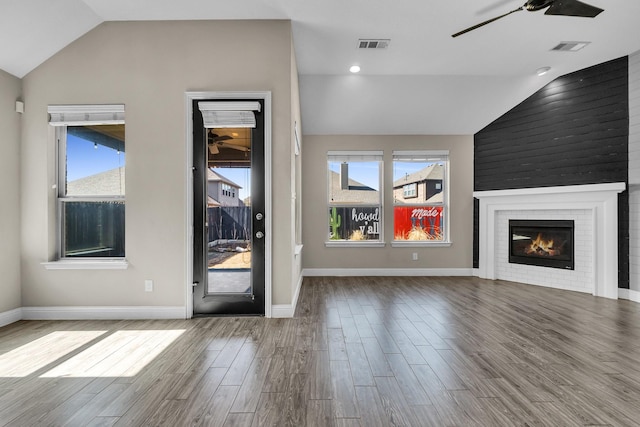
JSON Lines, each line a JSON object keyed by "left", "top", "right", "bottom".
{"left": 185, "top": 91, "right": 272, "bottom": 318}
{"left": 619, "top": 288, "right": 640, "bottom": 303}
{"left": 295, "top": 244, "right": 304, "bottom": 256}
{"left": 472, "top": 268, "right": 480, "bottom": 277}
{"left": 302, "top": 268, "right": 472, "bottom": 277}
{"left": 473, "top": 182, "right": 625, "bottom": 199}
{"left": 390, "top": 241, "right": 452, "bottom": 248}
{"left": 42, "top": 260, "right": 129, "bottom": 270}
{"left": 271, "top": 304, "right": 295, "bottom": 318}
{"left": 325, "top": 241, "right": 386, "bottom": 248}
{"left": 271, "top": 272, "right": 304, "bottom": 318}
{"left": 21, "top": 306, "right": 185, "bottom": 320}
{"left": 0, "top": 308, "right": 22, "bottom": 327}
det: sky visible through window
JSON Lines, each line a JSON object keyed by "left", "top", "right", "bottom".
{"left": 328, "top": 160, "right": 436, "bottom": 190}
{"left": 393, "top": 161, "right": 436, "bottom": 182}
{"left": 66, "top": 134, "right": 125, "bottom": 182}
{"left": 216, "top": 167, "right": 251, "bottom": 201}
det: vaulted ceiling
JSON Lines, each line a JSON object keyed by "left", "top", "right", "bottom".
{"left": 3, "top": 0, "right": 639, "bottom": 134}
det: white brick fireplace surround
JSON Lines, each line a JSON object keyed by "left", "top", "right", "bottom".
{"left": 474, "top": 183, "right": 626, "bottom": 299}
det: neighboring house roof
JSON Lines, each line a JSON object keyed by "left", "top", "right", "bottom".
{"left": 425, "top": 192, "right": 443, "bottom": 204}
{"left": 207, "top": 196, "right": 220, "bottom": 207}
{"left": 393, "top": 163, "right": 443, "bottom": 188}
{"left": 67, "top": 167, "right": 125, "bottom": 196}
{"left": 207, "top": 168, "right": 242, "bottom": 189}
{"left": 328, "top": 170, "right": 379, "bottom": 204}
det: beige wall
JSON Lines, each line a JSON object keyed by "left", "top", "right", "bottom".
{"left": 0, "top": 70, "right": 22, "bottom": 313}
{"left": 20, "top": 20, "right": 297, "bottom": 308}
{"left": 302, "top": 135, "right": 474, "bottom": 270}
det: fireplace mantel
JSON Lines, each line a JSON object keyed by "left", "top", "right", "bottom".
{"left": 474, "top": 183, "right": 626, "bottom": 299}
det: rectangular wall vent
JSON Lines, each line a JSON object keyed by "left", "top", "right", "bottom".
{"left": 551, "top": 41, "right": 590, "bottom": 52}
{"left": 358, "top": 39, "right": 390, "bottom": 49}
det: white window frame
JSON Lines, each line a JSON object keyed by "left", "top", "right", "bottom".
{"left": 326, "top": 150, "right": 384, "bottom": 247}
{"left": 403, "top": 182, "right": 417, "bottom": 198}
{"left": 392, "top": 150, "right": 451, "bottom": 247}
{"left": 44, "top": 104, "right": 128, "bottom": 268}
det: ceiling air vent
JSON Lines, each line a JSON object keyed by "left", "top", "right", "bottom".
{"left": 358, "top": 39, "right": 390, "bottom": 49}
{"left": 551, "top": 41, "right": 590, "bottom": 52}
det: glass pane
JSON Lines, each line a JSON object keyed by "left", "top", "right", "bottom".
{"left": 65, "top": 125, "right": 125, "bottom": 196}
{"left": 61, "top": 201, "right": 125, "bottom": 258}
{"left": 206, "top": 161, "right": 252, "bottom": 293}
{"left": 393, "top": 160, "right": 444, "bottom": 204}
{"left": 327, "top": 159, "right": 382, "bottom": 242}
{"left": 394, "top": 205, "right": 444, "bottom": 241}
{"left": 328, "top": 161, "right": 380, "bottom": 205}
{"left": 329, "top": 206, "right": 381, "bottom": 241}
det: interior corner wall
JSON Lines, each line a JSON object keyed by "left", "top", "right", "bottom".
{"left": 301, "top": 135, "right": 474, "bottom": 271}
{"left": 473, "top": 57, "right": 630, "bottom": 288}
{"left": 20, "top": 20, "right": 295, "bottom": 308}
{"left": 290, "top": 36, "right": 303, "bottom": 301}
{"left": 628, "top": 50, "right": 640, "bottom": 293}
{"left": 0, "top": 69, "right": 22, "bottom": 313}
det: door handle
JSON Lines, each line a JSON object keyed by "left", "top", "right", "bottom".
{"left": 255, "top": 231, "right": 264, "bottom": 239}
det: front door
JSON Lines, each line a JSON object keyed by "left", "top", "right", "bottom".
{"left": 192, "top": 99, "right": 265, "bottom": 315}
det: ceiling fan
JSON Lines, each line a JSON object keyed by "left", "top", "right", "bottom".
{"left": 208, "top": 131, "right": 250, "bottom": 154}
{"left": 452, "top": 0, "right": 604, "bottom": 38}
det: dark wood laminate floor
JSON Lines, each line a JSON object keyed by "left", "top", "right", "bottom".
{"left": 1, "top": 276, "right": 640, "bottom": 426}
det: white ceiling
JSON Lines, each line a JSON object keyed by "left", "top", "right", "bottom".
{"left": 2, "top": 0, "right": 639, "bottom": 134}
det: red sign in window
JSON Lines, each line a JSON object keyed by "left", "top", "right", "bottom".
{"left": 394, "top": 206, "right": 443, "bottom": 241}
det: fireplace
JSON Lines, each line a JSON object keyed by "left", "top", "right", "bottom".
{"left": 509, "top": 219, "right": 574, "bottom": 270}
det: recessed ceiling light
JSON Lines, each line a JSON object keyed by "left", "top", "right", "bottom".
{"left": 551, "top": 41, "right": 590, "bottom": 52}
{"left": 350, "top": 65, "right": 361, "bottom": 73}
{"left": 536, "top": 66, "right": 551, "bottom": 76}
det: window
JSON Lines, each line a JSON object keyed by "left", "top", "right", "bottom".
{"left": 49, "top": 105, "right": 125, "bottom": 259}
{"left": 393, "top": 151, "right": 449, "bottom": 244}
{"left": 327, "top": 151, "right": 383, "bottom": 245}
{"left": 403, "top": 183, "right": 417, "bottom": 198}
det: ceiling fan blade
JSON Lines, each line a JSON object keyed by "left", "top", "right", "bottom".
{"left": 208, "top": 131, "right": 233, "bottom": 143}
{"left": 452, "top": 6, "right": 523, "bottom": 37}
{"left": 221, "top": 142, "right": 250, "bottom": 152}
{"left": 544, "top": 0, "right": 603, "bottom": 17}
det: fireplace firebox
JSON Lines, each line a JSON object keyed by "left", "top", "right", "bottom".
{"left": 509, "top": 220, "right": 574, "bottom": 270}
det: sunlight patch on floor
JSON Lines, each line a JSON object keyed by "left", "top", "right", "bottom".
{"left": 0, "top": 331, "right": 107, "bottom": 377}
{"left": 39, "top": 329, "right": 185, "bottom": 378}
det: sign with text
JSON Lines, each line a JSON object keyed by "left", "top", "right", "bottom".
{"left": 329, "top": 206, "right": 381, "bottom": 241}
{"left": 394, "top": 205, "right": 443, "bottom": 241}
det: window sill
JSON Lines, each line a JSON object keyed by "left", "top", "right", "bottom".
{"left": 325, "top": 241, "right": 386, "bottom": 248}
{"left": 42, "top": 259, "right": 129, "bottom": 270}
{"left": 391, "top": 241, "right": 452, "bottom": 248}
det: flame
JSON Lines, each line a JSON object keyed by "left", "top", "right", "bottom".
{"left": 526, "top": 233, "right": 557, "bottom": 256}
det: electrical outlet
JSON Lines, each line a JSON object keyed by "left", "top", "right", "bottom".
{"left": 145, "top": 279, "right": 153, "bottom": 292}
{"left": 412, "top": 252, "right": 418, "bottom": 261}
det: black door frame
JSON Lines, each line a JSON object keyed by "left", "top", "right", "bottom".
{"left": 185, "top": 91, "right": 272, "bottom": 318}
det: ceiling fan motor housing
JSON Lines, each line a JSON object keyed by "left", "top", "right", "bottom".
{"left": 525, "top": 0, "right": 555, "bottom": 12}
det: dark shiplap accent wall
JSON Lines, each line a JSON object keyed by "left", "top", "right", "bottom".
{"left": 473, "top": 57, "right": 629, "bottom": 287}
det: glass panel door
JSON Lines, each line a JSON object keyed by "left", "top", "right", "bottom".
{"left": 193, "top": 100, "right": 265, "bottom": 315}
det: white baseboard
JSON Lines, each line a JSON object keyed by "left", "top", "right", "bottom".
{"left": 302, "top": 268, "right": 473, "bottom": 277}
{"left": 472, "top": 268, "right": 480, "bottom": 277}
{"left": 271, "top": 272, "right": 304, "bottom": 318}
{"left": 0, "top": 308, "right": 23, "bottom": 328}
{"left": 619, "top": 288, "right": 640, "bottom": 303}
{"left": 21, "top": 306, "right": 186, "bottom": 320}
